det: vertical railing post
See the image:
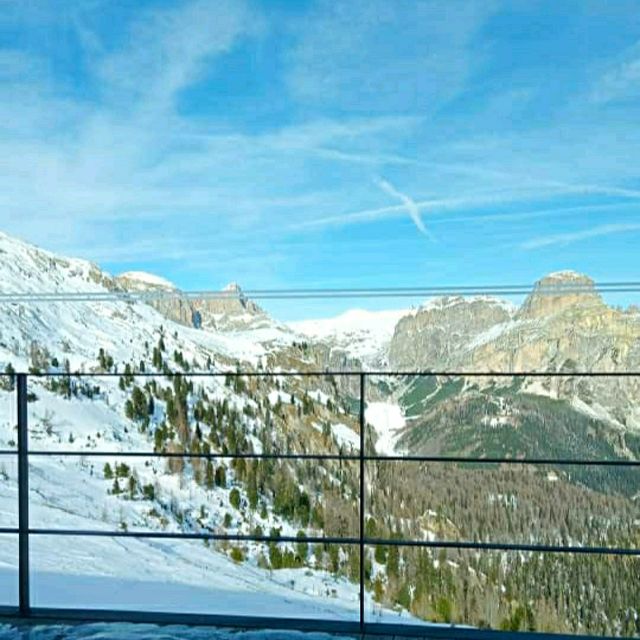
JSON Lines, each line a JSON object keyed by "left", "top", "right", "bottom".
{"left": 16, "top": 373, "right": 30, "bottom": 616}
{"left": 359, "top": 372, "right": 366, "bottom": 633}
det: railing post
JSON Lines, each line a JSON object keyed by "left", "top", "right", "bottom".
{"left": 17, "top": 373, "right": 30, "bottom": 616}
{"left": 359, "top": 372, "right": 366, "bottom": 633}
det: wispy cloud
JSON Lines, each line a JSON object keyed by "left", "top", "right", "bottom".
{"left": 375, "top": 178, "right": 434, "bottom": 239}
{"left": 293, "top": 187, "right": 581, "bottom": 232}
{"left": 521, "top": 223, "right": 640, "bottom": 250}
{"left": 96, "top": 0, "right": 255, "bottom": 113}
{"left": 591, "top": 41, "right": 640, "bottom": 104}
{"left": 286, "top": 0, "right": 499, "bottom": 113}
{"left": 1, "top": 0, "right": 640, "bottom": 292}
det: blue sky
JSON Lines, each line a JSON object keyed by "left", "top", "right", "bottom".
{"left": 1, "top": 0, "right": 640, "bottom": 318}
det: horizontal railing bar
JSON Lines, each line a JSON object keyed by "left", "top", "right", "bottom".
{"left": 2, "top": 281, "right": 640, "bottom": 303}
{"left": 28, "top": 529, "right": 361, "bottom": 545}
{"left": 0, "top": 528, "right": 19, "bottom": 535}
{"left": 0, "top": 450, "right": 17, "bottom": 455}
{"left": 14, "top": 370, "right": 640, "bottom": 377}
{"left": 26, "top": 528, "right": 640, "bottom": 556}
{"left": 365, "top": 538, "right": 640, "bottom": 556}
{"left": 0, "top": 607, "right": 20, "bottom": 619}
{"left": 0, "top": 607, "right": 623, "bottom": 640}
{"left": 365, "top": 455, "right": 640, "bottom": 466}
{"left": 3, "top": 608, "right": 364, "bottom": 636}
{"left": 25, "top": 449, "right": 640, "bottom": 466}
{"left": 27, "top": 450, "right": 360, "bottom": 461}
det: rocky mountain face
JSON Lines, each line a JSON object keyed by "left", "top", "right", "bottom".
{"left": 115, "top": 273, "right": 272, "bottom": 332}
{"left": 387, "top": 271, "right": 640, "bottom": 431}
{"left": 388, "top": 271, "right": 640, "bottom": 372}
{"left": 388, "top": 296, "right": 514, "bottom": 370}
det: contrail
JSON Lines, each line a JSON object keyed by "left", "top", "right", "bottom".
{"left": 376, "top": 177, "right": 435, "bottom": 240}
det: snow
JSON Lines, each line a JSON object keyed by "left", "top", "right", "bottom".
{"left": 291, "top": 309, "right": 407, "bottom": 338}
{"left": 329, "top": 423, "right": 359, "bottom": 450}
{"left": 0, "top": 624, "right": 354, "bottom": 640}
{"left": 268, "top": 390, "right": 295, "bottom": 406}
{"left": 117, "top": 272, "right": 177, "bottom": 290}
{"left": 410, "top": 295, "right": 516, "bottom": 316}
{"left": 309, "top": 390, "right": 330, "bottom": 405}
{"left": 364, "top": 403, "right": 405, "bottom": 455}
{"left": 465, "top": 321, "right": 514, "bottom": 351}
{"left": 542, "top": 270, "right": 589, "bottom": 282}
{"left": 0, "top": 426, "right": 405, "bottom": 623}
{"left": 0, "top": 231, "right": 423, "bottom": 627}
{"left": 289, "top": 309, "right": 408, "bottom": 363}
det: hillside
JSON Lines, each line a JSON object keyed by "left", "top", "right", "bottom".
{"left": 0, "top": 231, "right": 638, "bottom": 635}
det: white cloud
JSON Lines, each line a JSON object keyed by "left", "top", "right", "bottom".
{"left": 96, "top": 0, "right": 255, "bottom": 113}
{"left": 521, "top": 223, "right": 640, "bottom": 250}
{"left": 591, "top": 41, "right": 640, "bottom": 104}
{"left": 375, "top": 178, "right": 434, "bottom": 239}
{"left": 285, "top": 0, "right": 499, "bottom": 113}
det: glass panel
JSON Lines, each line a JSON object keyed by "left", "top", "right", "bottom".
{"left": 0, "top": 376, "right": 17, "bottom": 450}
{"left": 0, "top": 455, "right": 18, "bottom": 529}
{"left": 366, "top": 460, "right": 639, "bottom": 547}
{"left": 0, "top": 534, "right": 18, "bottom": 606}
{"left": 31, "top": 535, "right": 360, "bottom": 621}
{"left": 365, "top": 546, "right": 640, "bottom": 637}
{"left": 29, "top": 454, "right": 360, "bottom": 538}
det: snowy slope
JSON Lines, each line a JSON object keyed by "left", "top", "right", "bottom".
{"left": 1, "top": 378, "right": 405, "bottom": 621}
{"left": 0, "top": 232, "right": 276, "bottom": 369}
{"left": 0, "top": 231, "right": 415, "bottom": 623}
{"left": 289, "top": 309, "right": 408, "bottom": 365}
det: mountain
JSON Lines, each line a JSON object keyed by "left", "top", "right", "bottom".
{"left": 290, "top": 308, "right": 408, "bottom": 366}
{"left": 116, "top": 272, "right": 277, "bottom": 334}
{"left": 0, "top": 230, "right": 386, "bottom": 621}
{"left": 388, "top": 296, "right": 516, "bottom": 370}
{"left": 387, "top": 271, "right": 640, "bottom": 433}
{"left": 0, "top": 231, "right": 638, "bottom": 635}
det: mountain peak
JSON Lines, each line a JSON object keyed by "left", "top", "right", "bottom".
{"left": 537, "top": 270, "right": 594, "bottom": 285}
{"left": 222, "top": 282, "right": 243, "bottom": 294}
{"left": 117, "top": 271, "right": 177, "bottom": 291}
{"left": 518, "top": 271, "right": 602, "bottom": 319}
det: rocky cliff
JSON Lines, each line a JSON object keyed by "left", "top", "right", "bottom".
{"left": 387, "top": 271, "right": 640, "bottom": 429}
{"left": 388, "top": 296, "right": 515, "bottom": 370}
{"left": 115, "top": 274, "right": 270, "bottom": 332}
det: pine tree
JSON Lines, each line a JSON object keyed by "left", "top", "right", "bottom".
{"left": 247, "top": 465, "right": 259, "bottom": 509}
{"left": 215, "top": 466, "right": 227, "bottom": 488}
{"left": 205, "top": 460, "right": 215, "bottom": 490}
{"left": 128, "top": 475, "right": 136, "bottom": 498}
{"left": 2, "top": 363, "right": 15, "bottom": 391}
{"left": 230, "top": 487, "right": 241, "bottom": 510}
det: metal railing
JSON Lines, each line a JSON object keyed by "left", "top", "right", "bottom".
{"left": 1, "top": 370, "right": 639, "bottom": 639}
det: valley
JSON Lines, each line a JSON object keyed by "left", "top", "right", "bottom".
{"left": 0, "top": 232, "right": 638, "bottom": 636}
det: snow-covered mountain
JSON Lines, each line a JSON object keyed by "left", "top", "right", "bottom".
{"left": 1, "top": 231, "right": 638, "bottom": 634}
{"left": 289, "top": 308, "right": 408, "bottom": 366}
{"left": 0, "top": 230, "right": 405, "bottom": 622}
